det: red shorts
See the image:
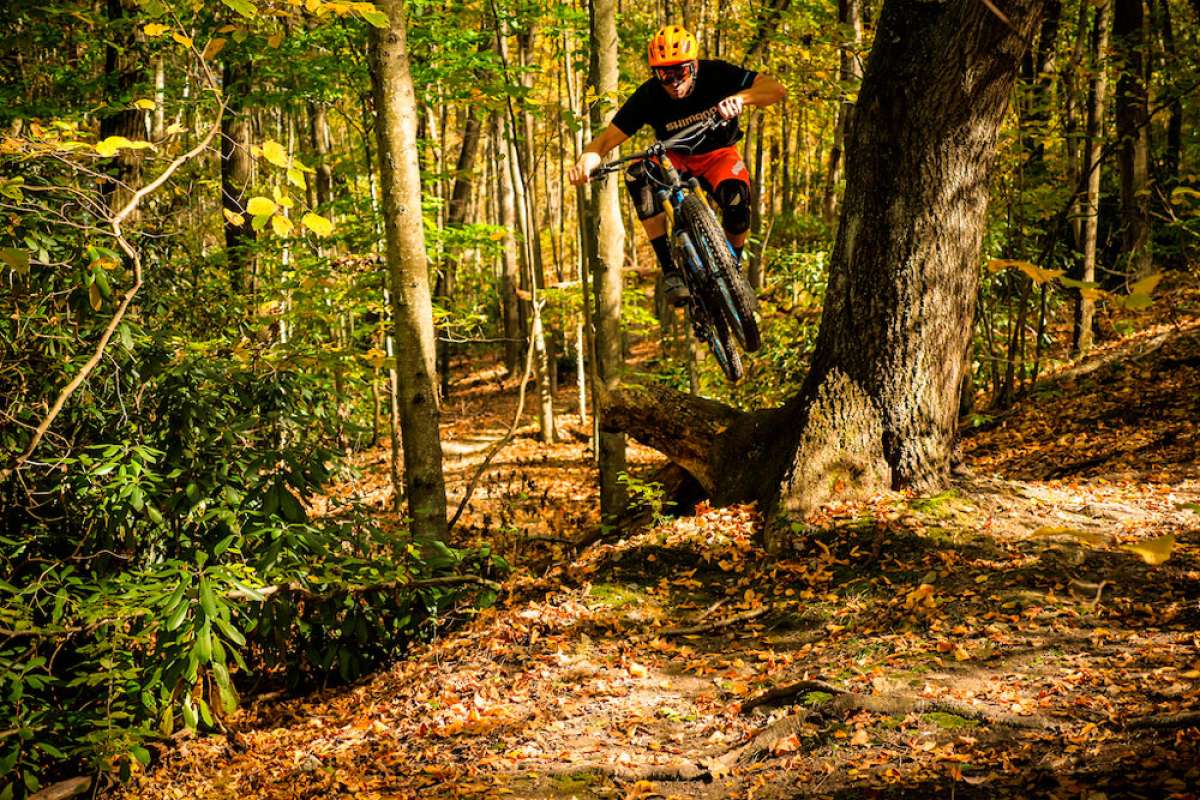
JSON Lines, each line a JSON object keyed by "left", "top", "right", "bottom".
{"left": 666, "top": 146, "right": 750, "bottom": 192}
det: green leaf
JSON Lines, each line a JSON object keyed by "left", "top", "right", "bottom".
{"left": 0, "top": 248, "right": 29, "bottom": 276}
{"left": 181, "top": 695, "right": 197, "bottom": 729}
{"left": 219, "top": 0, "right": 257, "bottom": 17}
{"left": 199, "top": 577, "right": 218, "bottom": 618}
{"left": 131, "top": 745, "right": 151, "bottom": 766}
{"left": 165, "top": 599, "right": 189, "bottom": 631}
{"left": 214, "top": 615, "right": 246, "bottom": 646}
{"left": 195, "top": 620, "right": 212, "bottom": 662}
{"left": 359, "top": 5, "right": 389, "bottom": 28}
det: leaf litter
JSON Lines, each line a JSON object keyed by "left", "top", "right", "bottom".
{"left": 122, "top": 301, "right": 1200, "bottom": 799}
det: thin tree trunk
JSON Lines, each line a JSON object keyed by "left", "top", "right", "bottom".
{"left": 370, "top": 0, "right": 448, "bottom": 542}
{"left": 221, "top": 58, "right": 254, "bottom": 291}
{"left": 494, "top": 116, "right": 523, "bottom": 375}
{"left": 1114, "top": 0, "right": 1152, "bottom": 278}
{"left": 589, "top": 0, "right": 627, "bottom": 519}
{"left": 434, "top": 105, "right": 484, "bottom": 398}
{"left": 821, "top": 0, "right": 863, "bottom": 223}
{"left": 100, "top": 0, "right": 146, "bottom": 217}
{"left": 362, "top": 92, "right": 405, "bottom": 511}
{"left": 1073, "top": 0, "right": 1111, "bottom": 355}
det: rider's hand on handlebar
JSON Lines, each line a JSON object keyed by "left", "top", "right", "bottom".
{"left": 569, "top": 152, "right": 602, "bottom": 186}
{"left": 715, "top": 94, "right": 745, "bottom": 120}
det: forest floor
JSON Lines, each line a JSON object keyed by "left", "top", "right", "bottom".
{"left": 123, "top": 286, "right": 1200, "bottom": 800}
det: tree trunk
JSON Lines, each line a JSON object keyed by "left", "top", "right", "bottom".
{"left": 1073, "top": 0, "right": 1111, "bottom": 355}
{"left": 588, "top": 0, "right": 627, "bottom": 520}
{"left": 100, "top": 0, "right": 145, "bottom": 217}
{"left": 1154, "top": 0, "right": 1181, "bottom": 185}
{"left": 821, "top": 0, "right": 863, "bottom": 223}
{"left": 434, "top": 105, "right": 484, "bottom": 398}
{"left": 494, "top": 116, "right": 523, "bottom": 375}
{"left": 308, "top": 101, "right": 334, "bottom": 208}
{"left": 370, "top": 0, "right": 448, "bottom": 543}
{"left": 221, "top": 58, "right": 255, "bottom": 291}
{"left": 604, "top": 0, "right": 1045, "bottom": 544}
{"left": 1114, "top": 0, "right": 1152, "bottom": 278}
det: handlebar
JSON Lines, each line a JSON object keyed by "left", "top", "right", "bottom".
{"left": 586, "top": 113, "right": 732, "bottom": 181}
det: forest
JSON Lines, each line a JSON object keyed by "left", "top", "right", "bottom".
{"left": 2, "top": 0, "right": 1199, "bottom": 797}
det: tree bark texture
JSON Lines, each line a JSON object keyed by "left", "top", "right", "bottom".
{"left": 603, "top": 0, "right": 1045, "bottom": 542}
{"left": 588, "top": 0, "right": 627, "bottom": 520}
{"left": 370, "top": 0, "right": 448, "bottom": 543}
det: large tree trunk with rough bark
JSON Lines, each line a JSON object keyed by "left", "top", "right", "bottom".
{"left": 371, "top": 0, "right": 449, "bottom": 543}
{"left": 603, "top": 0, "right": 1044, "bottom": 547}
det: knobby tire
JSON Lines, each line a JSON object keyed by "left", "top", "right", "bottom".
{"left": 678, "top": 194, "right": 761, "bottom": 353}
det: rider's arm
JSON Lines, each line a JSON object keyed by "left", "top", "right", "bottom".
{"left": 736, "top": 73, "right": 787, "bottom": 108}
{"left": 715, "top": 73, "right": 787, "bottom": 119}
{"left": 569, "top": 123, "right": 631, "bottom": 185}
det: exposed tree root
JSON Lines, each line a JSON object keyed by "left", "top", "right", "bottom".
{"left": 1125, "top": 710, "right": 1200, "bottom": 731}
{"left": 725, "top": 677, "right": 1060, "bottom": 770}
{"left": 544, "top": 759, "right": 712, "bottom": 783}
{"left": 651, "top": 606, "right": 769, "bottom": 640}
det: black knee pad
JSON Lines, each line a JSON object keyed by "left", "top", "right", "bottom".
{"left": 713, "top": 179, "right": 751, "bottom": 235}
{"left": 625, "top": 161, "right": 665, "bottom": 220}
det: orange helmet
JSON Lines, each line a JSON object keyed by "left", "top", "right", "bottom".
{"left": 647, "top": 25, "right": 697, "bottom": 67}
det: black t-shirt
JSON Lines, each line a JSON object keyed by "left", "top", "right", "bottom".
{"left": 611, "top": 59, "right": 758, "bottom": 154}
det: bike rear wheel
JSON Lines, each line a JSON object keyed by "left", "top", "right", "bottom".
{"left": 677, "top": 194, "right": 761, "bottom": 353}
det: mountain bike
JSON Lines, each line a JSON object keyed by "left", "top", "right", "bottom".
{"left": 589, "top": 116, "right": 760, "bottom": 382}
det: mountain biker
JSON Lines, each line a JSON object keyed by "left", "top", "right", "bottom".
{"left": 568, "top": 24, "right": 786, "bottom": 306}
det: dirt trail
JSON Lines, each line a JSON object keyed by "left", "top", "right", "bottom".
{"left": 123, "top": 315, "right": 1200, "bottom": 800}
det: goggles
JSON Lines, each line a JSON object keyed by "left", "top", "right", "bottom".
{"left": 653, "top": 62, "right": 696, "bottom": 86}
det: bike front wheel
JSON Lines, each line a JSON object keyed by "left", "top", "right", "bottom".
{"left": 677, "top": 194, "right": 761, "bottom": 353}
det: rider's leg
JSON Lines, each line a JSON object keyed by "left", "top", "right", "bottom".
{"left": 626, "top": 162, "right": 689, "bottom": 306}
{"left": 712, "top": 178, "right": 752, "bottom": 263}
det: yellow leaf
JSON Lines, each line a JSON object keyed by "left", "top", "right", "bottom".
{"left": 267, "top": 31, "right": 284, "bottom": 48}
{"left": 271, "top": 214, "right": 294, "bottom": 236}
{"left": 144, "top": 23, "right": 170, "bottom": 36}
{"left": 89, "top": 282, "right": 102, "bottom": 311}
{"left": 1123, "top": 534, "right": 1175, "bottom": 566}
{"left": 171, "top": 32, "right": 194, "bottom": 47}
{"left": 95, "top": 136, "right": 153, "bottom": 157}
{"left": 166, "top": 122, "right": 187, "bottom": 136}
{"left": 260, "top": 139, "right": 289, "bottom": 168}
{"left": 223, "top": 208, "right": 245, "bottom": 227}
{"left": 850, "top": 728, "right": 870, "bottom": 746}
{"left": 305, "top": 0, "right": 322, "bottom": 10}
{"left": 134, "top": 98, "right": 156, "bottom": 110}
{"left": 988, "top": 259, "right": 1064, "bottom": 284}
{"left": 1128, "top": 272, "right": 1162, "bottom": 297}
{"left": 364, "top": 347, "right": 387, "bottom": 370}
{"left": 202, "top": 38, "right": 227, "bottom": 59}
{"left": 1029, "top": 526, "right": 1107, "bottom": 545}
{"left": 246, "top": 196, "right": 277, "bottom": 216}
{"left": 301, "top": 212, "right": 333, "bottom": 237}
{"left": 278, "top": 195, "right": 294, "bottom": 209}
{"left": 286, "top": 167, "right": 307, "bottom": 190}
